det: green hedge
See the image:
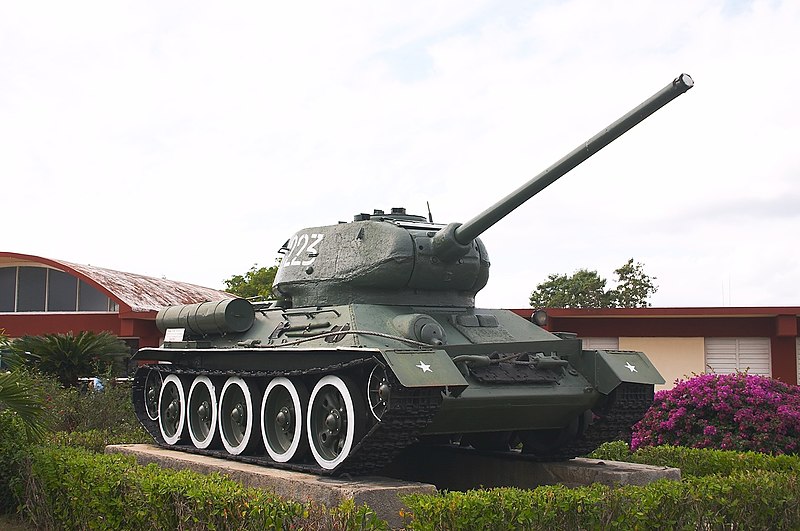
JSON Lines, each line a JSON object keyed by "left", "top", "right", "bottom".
{"left": 589, "top": 440, "right": 800, "bottom": 477}
{"left": 400, "top": 443, "right": 800, "bottom": 529}
{"left": 18, "top": 444, "right": 388, "bottom": 530}
{"left": 11, "top": 435, "right": 800, "bottom": 529}
{"left": 22, "top": 446, "right": 308, "bottom": 530}
{"left": 402, "top": 471, "right": 800, "bottom": 530}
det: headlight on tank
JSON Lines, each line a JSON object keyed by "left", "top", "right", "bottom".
{"left": 531, "top": 309, "right": 548, "bottom": 327}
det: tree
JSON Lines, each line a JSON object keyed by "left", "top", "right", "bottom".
{"left": 609, "top": 258, "right": 658, "bottom": 308}
{"left": 529, "top": 269, "right": 612, "bottom": 308}
{"left": 529, "top": 258, "right": 657, "bottom": 308}
{"left": 223, "top": 263, "right": 278, "bottom": 299}
{"left": 14, "top": 331, "right": 129, "bottom": 388}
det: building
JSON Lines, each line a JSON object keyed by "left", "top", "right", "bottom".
{"left": 4, "top": 250, "right": 798, "bottom": 390}
{"left": 0, "top": 251, "right": 232, "bottom": 353}
{"left": 512, "top": 307, "right": 800, "bottom": 389}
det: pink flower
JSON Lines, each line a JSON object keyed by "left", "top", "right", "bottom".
{"left": 631, "top": 372, "right": 800, "bottom": 455}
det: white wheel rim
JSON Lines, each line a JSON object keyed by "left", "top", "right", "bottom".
{"left": 219, "top": 377, "right": 254, "bottom": 455}
{"left": 307, "top": 375, "right": 355, "bottom": 470}
{"left": 261, "top": 377, "right": 303, "bottom": 462}
{"left": 158, "top": 374, "right": 186, "bottom": 445}
{"left": 187, "top": 376, "right": 218, "bottom": 449}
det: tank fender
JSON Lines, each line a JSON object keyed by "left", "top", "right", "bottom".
{"left": 592, "top": 350, "right": 665, "bottom": 395}
{"left": 381, "top": 349, "right": 468, "bottom": 393}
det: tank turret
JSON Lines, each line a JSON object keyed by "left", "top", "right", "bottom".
{"left": 132, "top": 74, "right": 692, "bottom": 477}
{"left": 274, "top": 74, "right": 694, "bottom": 308}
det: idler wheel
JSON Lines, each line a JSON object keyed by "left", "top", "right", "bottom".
{"left": 367, "top": 364, "right": 390, "bottom": 421}
{"left": 158, "top": 374, "right": 187, "bottom": 445}
{"left": 143, "top": 368, "right": 163, "bottom": 421}
{"left": 307, "top": 375, "right": 366, "bottom": 470}
{"left": 219, "top": 376, "right": 261, "bottom": 455}
{"left": 261, "top": 377, "right": 309, "bottom": 463}
{"left": 187, "top": 376, "right": 219, "bottom": 449}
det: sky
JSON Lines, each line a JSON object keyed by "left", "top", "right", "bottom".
{"left": 2, "top": 0, "right": 799, "bottom": 309}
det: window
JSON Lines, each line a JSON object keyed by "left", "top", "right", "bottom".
{"left": 17, "top": 267, "right": 46, "bottom": 312}
{"left": 0, "top": 265, "right": 117, "bottom": 313}
{"left": 0, "top": 268, "right": 14, "bottom": 312}
{"left": 581, "top": 337, "right": 620, "bottom": 351}
{"left": 48, "top": 269, "right": 78, "bottom": 311}
{"left": 705, "top": 338, "right": 770, "bottom": 376}
{"left": 79, "top": 280, "right": 111, "bottom": 311}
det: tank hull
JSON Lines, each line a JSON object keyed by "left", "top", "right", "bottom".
{"left": 132, "top": 302, "right": 661, "bottom": 475}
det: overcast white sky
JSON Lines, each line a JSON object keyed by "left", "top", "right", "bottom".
{"left": 2, "top": 0, "right": 798, "bottom": 309}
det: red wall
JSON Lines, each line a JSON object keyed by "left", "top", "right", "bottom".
{"left": 1, "top": 313, "right": 122, "bottom": 337}
{"left": 0, "top": 313, "right": 162, "bottom": 348}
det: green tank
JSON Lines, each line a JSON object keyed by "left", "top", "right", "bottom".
{"left": 132, "top": 74, "right": 693, "bottom": 475}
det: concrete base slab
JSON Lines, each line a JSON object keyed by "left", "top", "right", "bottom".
{"left": 107, "top": 444, "right": 680, "bottom": 527}
{"left": 383, "top": 445, "right": 681, "bottom": 491}
{"left": 106, "top": 444, "right": 433, "bottom": 528}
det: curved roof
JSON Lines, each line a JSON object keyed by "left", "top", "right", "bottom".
{"left": 0, "top": 252, "right": 233, "bottom": 313}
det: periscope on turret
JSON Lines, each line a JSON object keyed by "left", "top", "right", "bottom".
{"left": 131, "top": 74, "right": 692, "bottom": 475}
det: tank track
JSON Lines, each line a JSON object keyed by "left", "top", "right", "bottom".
{"left": 132, "top": 359, "right": 442, "bottom": 477}
{"left": 525, "top": 382, "right": 654, "bottom": 461}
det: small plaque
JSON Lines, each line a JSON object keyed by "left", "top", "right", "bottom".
{"left": 164, "top": 328, "right": 186, "bottom": 342}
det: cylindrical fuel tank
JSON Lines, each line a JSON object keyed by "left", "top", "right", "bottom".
{"left": 156, "top": 298, "right": 255, "bottom": 335}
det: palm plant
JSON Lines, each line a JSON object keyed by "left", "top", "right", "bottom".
{"left": 14, "top": 331, "right": 130, "bottom": 388}
{"left": 0, "top": 330, "right": 46, "bottom": 438}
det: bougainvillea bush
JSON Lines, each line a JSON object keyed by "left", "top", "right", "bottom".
{"left": 631, "top": 372, "right": 800, "bottom": 454}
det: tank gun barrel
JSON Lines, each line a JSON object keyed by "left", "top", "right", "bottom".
{"left": 451, "top": 73, "right": 694, "bottom": 246}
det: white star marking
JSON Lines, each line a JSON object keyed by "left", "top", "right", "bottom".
{"left": 416, "top": 361, "right": 432, "bottom": 373}
{"left": 624, "top": 361, "right": 638, "bottom": 373}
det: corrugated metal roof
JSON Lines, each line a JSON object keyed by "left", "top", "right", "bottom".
{"left": 0, "top": 252, "right": 233, "bottom": 312}
{"left": 63, "top": 260, "right": 234, "bottom": 312}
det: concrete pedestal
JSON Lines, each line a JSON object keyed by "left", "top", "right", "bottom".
{"left": 106, "top": 444, "right": 432, "bottom": 528}
{"left": 383, "top": 445, "right": 681, "bottom": 491}
{"left": 106, "top": 444, "right": 680, "bottom": 528}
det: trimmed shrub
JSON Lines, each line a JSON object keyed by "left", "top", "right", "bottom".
{"left": 586, "top": 440, "right": 631, "bottom": 462}
{"left": 631, "top": 372, "right": 800, "bottom": 454}
{"left": 402, "top": 472, "right": 800, "bottom": 530}
{"left": 307, "top": 498, "right": 389, "bottom": 531}
{"left": 22, "top": 445, "right": 308, "bottom": 530}
{"left": 590, "top": 440, "right": 800, "bottom": 477}
{"left": 19, "top": 444, "right": 388, "bottom": 530}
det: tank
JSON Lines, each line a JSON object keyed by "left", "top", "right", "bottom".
{"left": 132, "top": 74, "right": 694, "bottom": 475}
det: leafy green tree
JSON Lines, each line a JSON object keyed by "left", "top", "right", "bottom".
{"left": 529, "top": 269, "right": 611, "bottom": 308}
{"left": 609, "top": 258, "right": 658, "bottom": 308}
{"left": 14, "top": 331, "right": 129, "bottom": 388}
{"left": 529, "top": 258, "right": 657, "bottom": 308}
{"left": 0, "top": 330, "right": 46, "bottom": 438}
{"left": 223, "top": 263, "right": 278, "bottom": 299}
